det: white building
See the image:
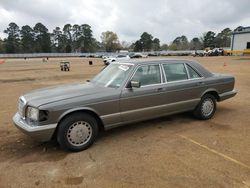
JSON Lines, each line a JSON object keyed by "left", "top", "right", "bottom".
{"left": 231, "top": 26, "right": 250, "bottom": 51}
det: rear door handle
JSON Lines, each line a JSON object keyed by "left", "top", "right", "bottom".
{"left": 197, "top": 81, "right": 205, "bottom": 86}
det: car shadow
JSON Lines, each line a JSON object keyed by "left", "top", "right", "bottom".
{"left": 98, "top": 112, "right": 195, "bottom": 140}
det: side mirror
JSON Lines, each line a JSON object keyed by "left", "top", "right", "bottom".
{"left": 130, "top": 80, "right": 141, "bottom": 88}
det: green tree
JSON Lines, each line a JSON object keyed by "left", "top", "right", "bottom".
{"left": 168, "top": 43, "right": 177, "bottom": 50}
{"left": 189, "top": 37, "right": 203, "bottom": 50}
{"left": 152, "top": 38, "right": 160, "bottom": 51}
{"left": 92, "top": 39, "right": 104, "bottom": 52}
{"left": 51, "top": 27, "right": 68, "bottom": 52}
{"left": 133, "top": 32, "right": 160, "bottom": 51}
{"left": 71, "top": 24, "right": 96, "bottom": 52}
{"left": 4, "top": 22, "right": 20, "bottom": 53}
{"left": 160, "top": 43, "right": 169, "bottom": 51}
{"left": 203, "top": 31, "right": 216, "bottom": 48}
{"left": 133, "top": 40, "right": 143, "bottom": 52}
{"left": 80, "top": 24, "right": 95, "bottom": 52}
{"left": 63, "top": 24, "right": 73, "bottom": 52}
{"left": 0, "top": 38, "right": 4, "bottom": 53}
{"left": 33, "top": 23, "right": 51, "bottom": 52}
{"left": 215, "top": 28, "right": 232, "bottom": 47}
{"left": 20, "top": 25, "right": 35, "bottom": 53}
{"left": 140, "top": 32, "right": 153, "bottom": 51}
{"left": 172, "top": 35, "right": 189, "bottom": 50}
{"left": 101, "top": 31, "right": 121, "bottom": 52}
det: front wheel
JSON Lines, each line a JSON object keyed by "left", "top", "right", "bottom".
{"left": 194, "top": 94, "right": 216, "bottom": 120}
{"left": 57, "top": 113, "right": 98, "bottom": 151}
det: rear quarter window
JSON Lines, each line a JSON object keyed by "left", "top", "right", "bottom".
{"left": 186, "top": 64, "right": 201, "bottom": 79}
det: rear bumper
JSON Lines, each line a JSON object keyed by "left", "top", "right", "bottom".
{"left": 219, "top": 90, "right": 237, "bottom": 101}
{"left": 13, "top": 113, "right": 57, "bottom": 142}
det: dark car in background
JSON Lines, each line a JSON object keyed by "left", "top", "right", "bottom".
{"left": 13, "top": 59, "right": 236, "bottom": 151}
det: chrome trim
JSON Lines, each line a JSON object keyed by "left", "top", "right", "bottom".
{"left": 113, "top": 62, "right": 135, "bottom": 66}
{"left": 184, "top": 63, "right": 191, "bottom": 79}
{"left": 160, "top": 63, "right": 167, "bottom": 83}
{"left": 159, "top": 63, "right": 164, "bottom": 83}
{"left": 20, "top": 96, "right": 27, "bottom": 104}
{"left": 165, "top": 77, "right": 205, "bottom": 84}
{"left": 140, "top": 83, "right": 164, "bottom": 88}
{"left": 19, "top": 96, "right": 27, "bottom": 119}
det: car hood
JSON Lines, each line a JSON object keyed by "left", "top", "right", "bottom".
{"left": 23, "top": 82, "right": 109, "bottom": 107}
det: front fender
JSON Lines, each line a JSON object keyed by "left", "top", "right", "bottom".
{"left": 57, "top": 107, "right": 101, "bottom": 123}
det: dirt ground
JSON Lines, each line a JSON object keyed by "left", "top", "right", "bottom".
{"left": 0, "top": 56, "right": 249, "bottom": 188}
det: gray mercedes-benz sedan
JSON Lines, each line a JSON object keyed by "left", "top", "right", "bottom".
{"left": 13, "top": 59, "right": 237, "bottom": 151}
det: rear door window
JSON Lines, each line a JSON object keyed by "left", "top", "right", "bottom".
{"left": 163, "top": 63, "right": 188, "bottom": 82}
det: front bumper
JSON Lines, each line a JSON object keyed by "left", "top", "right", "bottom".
{"left": 219, "top": 89, "right": 237, "bottom": 101}
{"left": 13, "top": 113, "right": 57, "bottom": 142}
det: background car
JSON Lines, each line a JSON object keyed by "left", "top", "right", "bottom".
{"left": 103, "top": 54, "right": 130, "bottom": 65}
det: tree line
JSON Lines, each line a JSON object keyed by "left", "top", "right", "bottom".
{"left": 0, "top": 22, "right": 243, "bottom": 53}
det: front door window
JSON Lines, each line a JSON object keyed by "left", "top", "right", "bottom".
{"left": 132, "top": 65, "right": 161, "bottom": 86}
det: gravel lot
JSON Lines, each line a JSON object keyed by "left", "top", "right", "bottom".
{"left": 0, "top": 56, "right": 249, "bottom": 187}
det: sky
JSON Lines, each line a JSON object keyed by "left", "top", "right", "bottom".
{"left": 0, "top": 0, "right": 250, "bottom": 44}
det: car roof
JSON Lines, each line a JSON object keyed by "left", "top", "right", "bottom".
{"left": 116, "top": 58, "right": 213, "bottom": 78}
{"left": 117, "top": 58, "right": 195, "bottom": 65}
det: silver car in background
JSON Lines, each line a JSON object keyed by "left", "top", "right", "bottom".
{"left": 13, "top": 59, "right": 236, "bottom": 151}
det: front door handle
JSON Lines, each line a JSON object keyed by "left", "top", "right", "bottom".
{"left": 157, "top": 88, "right": 164, "bottom": 92}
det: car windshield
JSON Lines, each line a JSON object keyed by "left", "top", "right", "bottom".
{"left": 91, "top": 64, "right": 133, "bottom": 88}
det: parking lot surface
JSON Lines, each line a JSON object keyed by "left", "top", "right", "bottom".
{"left": 0, "top": 56, "right": 249, "bottom": 187}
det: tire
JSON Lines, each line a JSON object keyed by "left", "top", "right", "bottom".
{"left": 193, "top": 94, "right": 216, "bottom": 120}
{"left": 57, "top": 113, "right": 99, "bottom": 151}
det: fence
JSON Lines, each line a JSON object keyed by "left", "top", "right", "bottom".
{"left": 0, "top": 51, "right": 202, "bottom": 58}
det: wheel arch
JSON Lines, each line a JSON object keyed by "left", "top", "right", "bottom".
{"left": 201, "top": 89, "right": 220, "bottom": 101}
{"left": 52, "top": 108, "right": 104, "bottom": 139}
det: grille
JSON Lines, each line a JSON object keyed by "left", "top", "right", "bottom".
{"left": 18, "top": 97, "right": 26, "bottom": 118}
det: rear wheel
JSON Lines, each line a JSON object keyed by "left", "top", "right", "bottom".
{"left": 57, "top": 113, "right": 98, "bottom": 151}
{"left": 194, "top": 94, "right": 216, "bottom": 120}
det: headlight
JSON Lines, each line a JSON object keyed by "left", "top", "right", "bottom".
{"left": 26, "top": 107, "right": 39, "bottom": 121}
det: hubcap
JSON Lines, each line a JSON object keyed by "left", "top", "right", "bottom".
{"left": 67, "top": 121, "right": 92, "bottom": 146}
{"left": 201, "top": 98, "right": 214, "bottom": 117}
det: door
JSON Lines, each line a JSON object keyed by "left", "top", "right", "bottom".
{"left": 160, "top": 63, "right": 206, "bottom": 113}
{"left": 120, "top": 64, "right": 166, "bottom": 123}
